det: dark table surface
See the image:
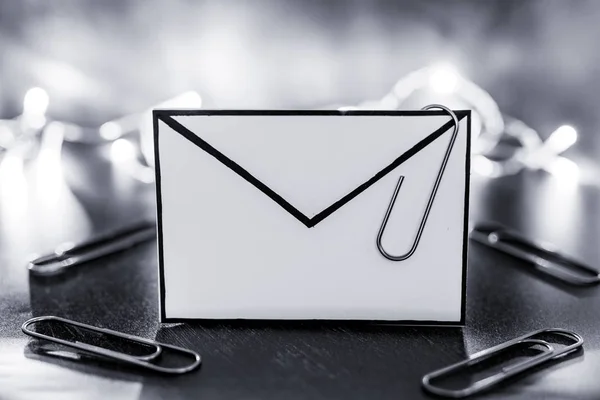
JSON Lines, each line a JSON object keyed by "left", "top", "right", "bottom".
{"left": 1, "top": 138, "right": 600, "bottom": 400}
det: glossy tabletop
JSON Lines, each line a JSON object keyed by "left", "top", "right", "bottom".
{"left": 0, "top": 138, "right": 599, "bottom": 400}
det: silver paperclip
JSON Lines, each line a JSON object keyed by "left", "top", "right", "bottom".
{"left": 422, "top": 328, "right": 583, "bottom": 398}
{"left": 22, "top": 316, "right": 201, "bottom": 374}
{"left": 377, "top": 104, "right": 459, "bottom": 261}
{"left": 471, "top": 221, "right": 600, "bottom": 286}
{"left": 28, "top": 220, "right": 156, "bottom": 276}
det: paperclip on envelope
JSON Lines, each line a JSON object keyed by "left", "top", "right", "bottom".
{"left": 154, "top": 109, "right": 470, "bottom": 324}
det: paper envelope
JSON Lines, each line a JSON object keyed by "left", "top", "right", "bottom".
{"left": 153, "top": 110, "right": 470, "bottom": 324}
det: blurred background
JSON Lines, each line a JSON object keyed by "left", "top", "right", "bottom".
{"left": 1, "top": 0, "right": 599, "bottom": 184}
{"left": 1, "top": 0, "right": 599, "bottom": 173}
{"left": 0, "top": 0, "right": 599, "bottom": 212}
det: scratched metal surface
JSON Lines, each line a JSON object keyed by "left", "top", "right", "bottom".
{"left": 1, "top": 139, "right": 600, "bottom": 399}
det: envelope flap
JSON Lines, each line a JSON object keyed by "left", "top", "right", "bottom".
{"left": 157, "top": 111, "right": 466, "bottom": 228}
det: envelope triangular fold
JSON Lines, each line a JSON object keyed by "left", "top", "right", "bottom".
{"left": 164, "top": 114, "right": 457, "bottom": 226}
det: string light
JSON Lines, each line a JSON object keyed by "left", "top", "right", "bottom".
{"left": 428, "top": 63, "right": 460, "bottom": 94}
{"left": 545, "top": 125, "right": 577, "bottom": 154}
{"left": 0, "top": 64, "right": 586, "bottom": 186}
{"left": 545, "top": 156, "right": 580, "bottom": 181}
{"left": 472, "top": 155, "right": 497, "bottom": 177}
{"left": 523, "top": 124, "right": 578, "bottom": 171}
{"left": 22, "top": 87, "right": 49, "bottom": 130}
{"left": 110, "top": 138, "right": 136, "bottom": 164}
{"left": 110, "top": 138, "right": 156, "bottom": 183}
{"left": 23, "top": 87, "right": 49, "bottom": 116}
{"left": 363, "top": 62, "right": 584, "bottom": 181}
{"left": 99, "top": 122, "right": 123, "bottom": 141}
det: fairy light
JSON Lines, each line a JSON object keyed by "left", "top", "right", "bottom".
{"left": 3, "top": 68, "right": 583, "bottom": 185}
{"left": 545, "top": 125, "right": 577, "bottom": 155}
{"left": 110, "top": 138, "right": 136, "bottom": 164}
{"left": 99, "top": 121, "right": 123, "bottom": 141}
{"left": 0, "top": 125, "right": 15, "bottom": 149}
{"left": 540, "top": 126, "right": 580, "bottom": 183}
{"left": 23, "top": 87, "right": 49, "bottom": 116}
{"left": 22, "top": 87, "right": 49, "bottom": 130}
{"left": 524, "top": 124, "right": 578, "bottom": 171}
{"left": 428, "top": 63, "right": 460, "bottom": 95}
{"left": 545, "top": 156, "right": 580, "bottom": 181}
{"left": 472, "top": 155, "right": 496, "bottom": 177}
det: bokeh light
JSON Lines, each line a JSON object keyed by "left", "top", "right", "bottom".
{"left": 546, "top": 125, "right": 578, "bottom": 154}
{"left": 23, "top": 87, "right": 49, "bottom": 116}
{"left": 110, "top": 138, "right": 136, "bottom": 164}
{"left": 428, "top": 63, "right": 460, "bottom": 95}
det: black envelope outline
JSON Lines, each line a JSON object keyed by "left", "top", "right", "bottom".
{"left": 155, "top": 110, "right": 468, "bottom": 228}
{"left": 153, "top": 109, "right": 471, "bottom": 325}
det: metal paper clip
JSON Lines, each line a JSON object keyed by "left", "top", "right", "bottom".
{"left": 377, "top": 104, "right": 459, "bottom": 261}
{"left": 28, "top": 220, "right": 156, "bottom": 276}
{"left": 422, "top": 328, "right": 583, "bottom": 398}
{"left": 471, "top": 221, "right": 600, "bottom": 286}
{"left": 22, "top": 316, "right": 201, "bottom": 374}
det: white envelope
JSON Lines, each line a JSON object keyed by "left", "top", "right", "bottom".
{"left": 153, "top": 110, "right": 470, "bottom": 324}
